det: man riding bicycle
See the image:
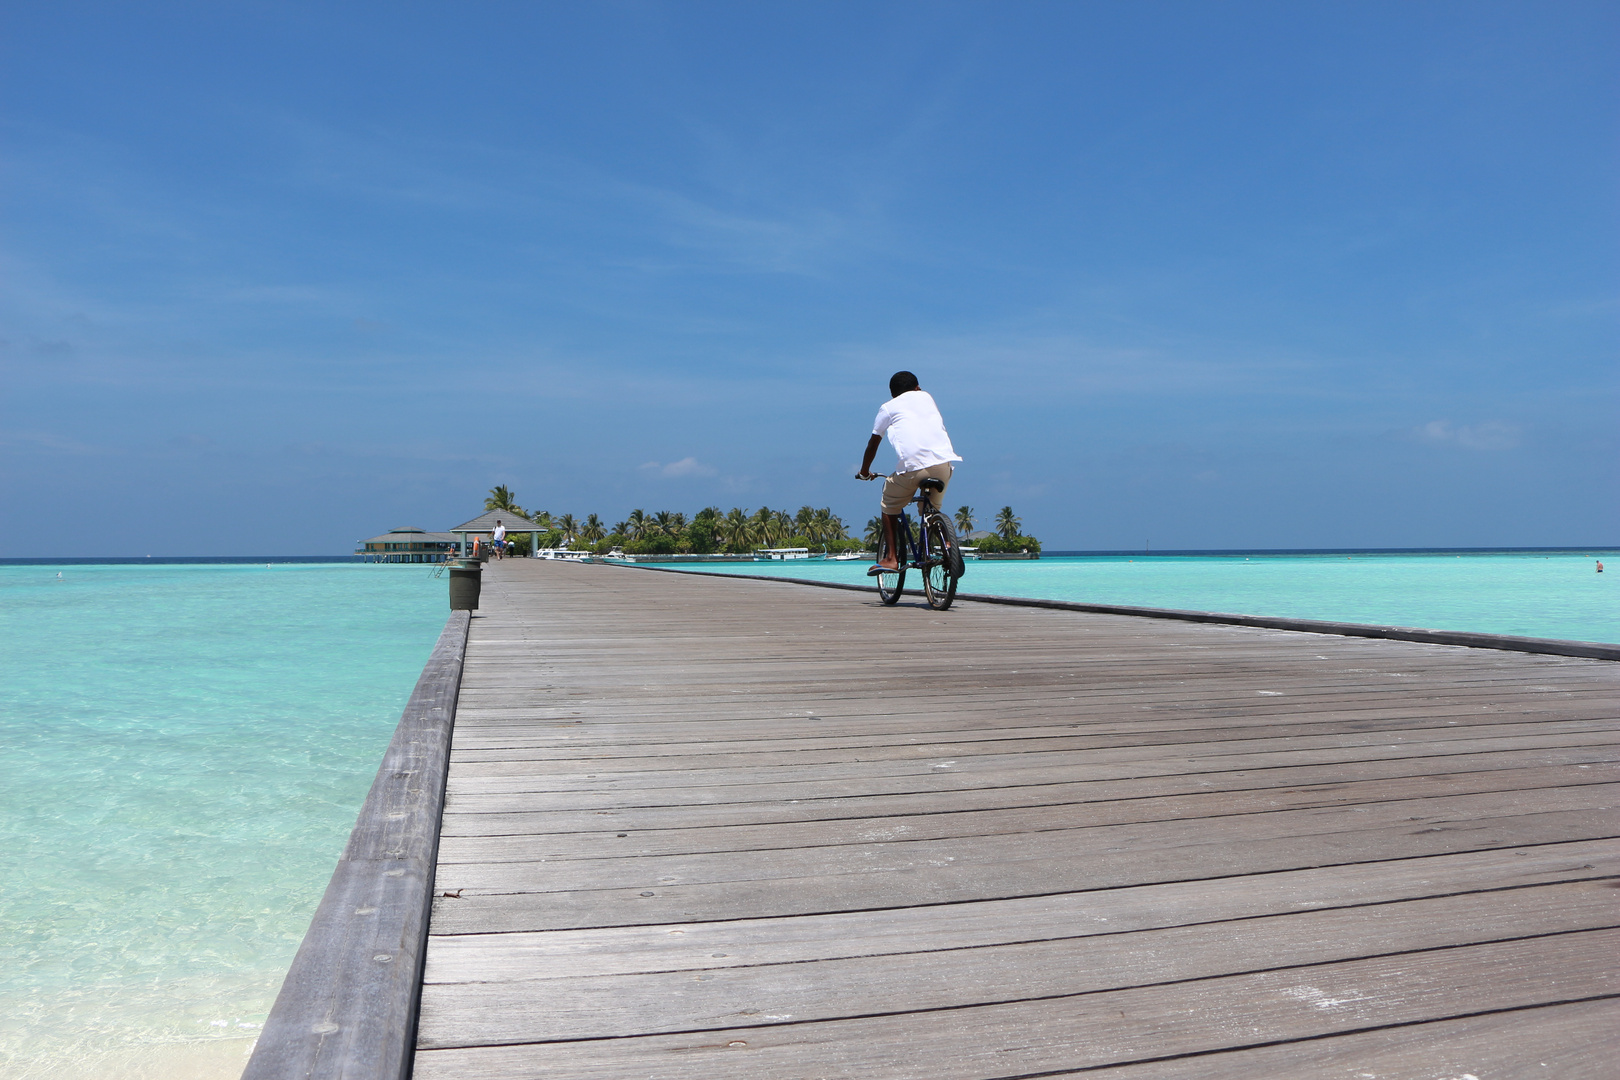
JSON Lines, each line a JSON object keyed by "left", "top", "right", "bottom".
{"left": 856, "top": 371, "right": 962, "bottom": 571}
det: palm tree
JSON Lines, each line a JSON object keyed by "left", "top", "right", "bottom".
{"left": 580, "top": 514, "right": 605, "bottom": 544}
{"left": 485, "top": 485, "right": 525, "bottom": 517}
{"left": 723, "top": 507, "right": 752, "bottom": 552}
{"left": 795, "top": 506, "right": 816, "bottom": 535}
{"left": 625, "top": 509, "right": 647, "bottom": 540}
{"left": 803, "top": 508, "right": 828, "bottom": 545}
{"left": 612, "top": 520, "right": 629, "bottom": 539}
{"left": 653, "top": 510, "right": 677, "bottom": 537}
{"left": 750, "top": 506, "right": 775, "bottom": 547}
{"left": 955, "top": 506, "right": 976, "bottom": 534}
{"left": 995, "top": 506, "right": 1021, "bottom": 541}
{"left": 772, "top": 509, "right": 793, "bottom": 543}
{"left": 556, "top": 513, "right": 578, "bottom": 544}
{"left": 864, "top": 516, "right": 883, "bottom": 548}
{"left": 670, "top": 511, "right": 689, "bottom": 534}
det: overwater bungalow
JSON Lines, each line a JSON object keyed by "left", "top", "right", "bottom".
{"left": 356, "top": 527, "right": 461, "bottom": 563}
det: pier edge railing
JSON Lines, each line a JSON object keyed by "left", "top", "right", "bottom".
{"left": 243, "top": 609, "right": 470, "bottom": 1080}
{"left": 615, "top": 563, "right": 1620, "bottom": 662}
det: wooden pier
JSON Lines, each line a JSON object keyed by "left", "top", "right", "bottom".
{"left": 402, "top": 559, "right": 1619, "bottom": 1079}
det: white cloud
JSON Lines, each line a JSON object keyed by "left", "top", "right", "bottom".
{"left": 639, "top": 456, "right": 717, "bottom": 478}
{"left": 1417, "top": 419, "right": 1521, "bottom": 451}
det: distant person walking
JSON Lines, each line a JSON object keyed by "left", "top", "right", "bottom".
{"left": 857, "top": 371, "right": 962, "bottom": 571}
{"left": 492, "top": 520, "right": 507, "bottom": 559}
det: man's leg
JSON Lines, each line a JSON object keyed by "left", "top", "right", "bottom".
{"left": 879, "top": 513, "right": 901, "bottom": 570}
{"left": 878, "top": 471, "right": 920, "bottom": 570}
{"left": 922, "top": 462, "right": 953, "bottom": 511}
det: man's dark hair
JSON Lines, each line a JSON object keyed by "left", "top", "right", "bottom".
{"left": 889, "top": 371, "right": 919, "bottom": 397}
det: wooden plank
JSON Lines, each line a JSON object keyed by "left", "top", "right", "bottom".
{"left": 434, "top": 768, "right": 1620, "bottom": 863}
{"left": 445, "top": 699, "right": 1620, "bottom": 754}
{"left": 242, "top": 611, "right": 469, "bottom": 1080}
{"left": 438, "top": 745, "right": 1620, "bottom": 818}
{"left": 416, "top": 560, "right": 1620, "bottom": 1077}
{"left": 435, "top": 783, "right": 1620, "bottom": 882}
{"left": 437, "top": 755, "right": 1620, "bottom": 834}
{"left": 414, "top": 928, "right": 1620, "bottom": 1078}
{"left": 423, "top": 838, "right": 1620, "bottom": 983}
{"left": 1070, "top": 998, "right": 1620, "bottom": 1079}
{"left": 439, "top": 730, "right": 1619, "bottom": 798}
{"left": 439, "top": 717, "right": 1617, "bottom": 777}
{"left": 417, "top": 879, "right": 1620, "bottom": 1045}
{"left": 428, "top": 810, "right": 1613, "bottom": 934}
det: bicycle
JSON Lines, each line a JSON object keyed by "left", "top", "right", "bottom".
{"left": 859, "top": 474, "right": 966, "bottom": 610}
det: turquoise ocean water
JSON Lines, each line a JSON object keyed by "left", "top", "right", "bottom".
{"left": 663, "top": 550, "right": 1619, "bottom": 644}
{"left": 0, "top": 563, "right": 446, "bottom": 1078}
{"left": 1, "top": 551, "right": 1614, "bottom": 1077}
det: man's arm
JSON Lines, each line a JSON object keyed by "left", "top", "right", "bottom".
{"left": 856, "top": 433, "right": 883, "bottom": 480}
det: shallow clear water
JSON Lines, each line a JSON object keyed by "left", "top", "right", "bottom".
{"left": 661, "top": 550, "right": 1619, "bottom": 644}
{"left": 0, "top": 563, "right": 446, "bottom": 1076}
{"left": 2, "top": 551, "right": 1613, "bottom": 1078}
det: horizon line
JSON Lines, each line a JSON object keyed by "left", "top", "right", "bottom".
{"left": 3, "top": 545, "right": 1616, "bottom": 567}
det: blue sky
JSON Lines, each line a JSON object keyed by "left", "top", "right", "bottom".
{"left": 2, "top": 1, "right": 1614, "bottom": 555}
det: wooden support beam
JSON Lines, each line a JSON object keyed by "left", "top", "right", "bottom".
{"left": 242, "top": 610, "right": 469, "bottom": 1080}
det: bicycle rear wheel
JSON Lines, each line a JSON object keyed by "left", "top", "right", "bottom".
{"left": 922, "top": 515, "right": 959, "bottom": 610}
{"left": 937, "top": 513, "right": 966, "bottom": 579}
{"left": 875, "top": 529, "right": 905, "bottom": 605}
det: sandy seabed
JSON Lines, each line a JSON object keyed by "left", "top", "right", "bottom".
{"left": 0, "top": 1037, "right": 256, "bottom": 1080}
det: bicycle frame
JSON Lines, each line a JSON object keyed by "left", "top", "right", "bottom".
{"left": 879, "top": 481, "right": 951, "bottom": 572}
{"left": 863, "top": 472, "right": 960, "bottom": 610}
{"left": 891, "top": 504, "right": 938, "bottom": 570}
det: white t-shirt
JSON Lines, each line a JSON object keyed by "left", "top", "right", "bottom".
{"left": 492, "top": 524, "right": 506, "bottom": 542}
{"left": 873, "top": 390, "right": 962, "bottom": 474}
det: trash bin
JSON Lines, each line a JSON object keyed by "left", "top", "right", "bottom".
{"left": 448, "top": 559, "right": 482, "bottom": 611}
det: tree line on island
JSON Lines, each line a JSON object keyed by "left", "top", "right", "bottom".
{"left": 483, "top": 485, "right": 1041, "bottom": 557}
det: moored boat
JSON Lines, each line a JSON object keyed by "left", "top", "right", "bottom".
{"left": 754, "top": 547, "right": 811, "bottom": 561}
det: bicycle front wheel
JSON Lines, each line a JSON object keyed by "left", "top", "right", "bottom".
{"left": 875, "top": 528, "right": 905, "bottom": 605}
{"left": 922, "top": 515, "right": 959, "bottom": 610}
{"left": 877, "top": 565, "right": 906, "bottom": 604}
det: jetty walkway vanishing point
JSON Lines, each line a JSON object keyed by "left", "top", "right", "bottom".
{"left": 247, "top": 559, "right": 1620, "bottom": 1079}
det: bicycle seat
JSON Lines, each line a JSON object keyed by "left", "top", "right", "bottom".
{"left": 919, "top": 478, "right": 945, "bottom": 492}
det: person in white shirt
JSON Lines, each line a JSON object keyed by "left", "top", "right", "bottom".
{"left": 492, "top": 520, "right": 507, "bottom": 559}
{"left": 856, "top": 371, "right": 962, "bottom": 571}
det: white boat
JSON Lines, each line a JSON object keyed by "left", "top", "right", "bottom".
{"left": 535, "top": 548, "right": 593, "bottom": 561}
{"left": 754, "top": 547, "right": 811, "bottom": 561}
{"left": 828, "top": 551, "right": 864, "bottom": 561}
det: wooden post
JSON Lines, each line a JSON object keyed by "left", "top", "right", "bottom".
{"left": 241, "top": 610, "right": 470, "bottom": 1080}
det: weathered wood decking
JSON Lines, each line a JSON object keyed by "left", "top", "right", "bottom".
{"left": 245, "top": 611, "right": 468, "bottom": 1080}
{"left": 416, "top": 560, "right": 1620, "bottom": 1079}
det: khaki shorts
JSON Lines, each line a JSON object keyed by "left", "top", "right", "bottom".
{"left": 882, "top": 462, "right": 954, "bottom": 515}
